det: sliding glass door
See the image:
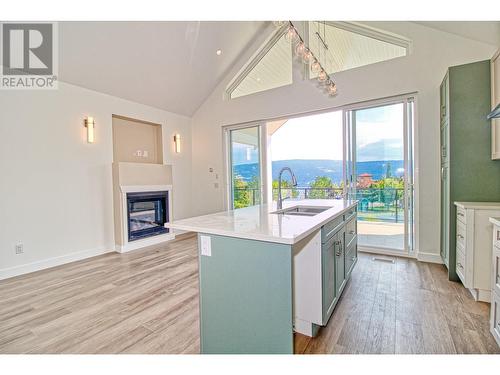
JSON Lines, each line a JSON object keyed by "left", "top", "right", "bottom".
{"left": 346, "top": 98, "right": 415, "bottom": 254}
{"left": 224, "top": 96, "right": 416, "bottom": 255}
{"left": 228, "top": 125, "right": 263, "bottom": 209}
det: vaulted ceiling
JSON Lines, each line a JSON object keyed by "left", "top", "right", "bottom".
{"left": 59, "top": 21, "right": 268, "bottom": 116}
{"left": 58, "top": 21, "right": 500, "bottom": 117}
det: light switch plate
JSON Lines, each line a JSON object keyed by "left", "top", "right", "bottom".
{"left": 200, "top": 235, "right": 211, "bottom": 256}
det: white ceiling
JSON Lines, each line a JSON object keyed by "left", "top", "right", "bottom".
{"left": 413, "top": 21, "right": 500, "bottom": 47}
{"left": 59, "top": 21, "right": 267, "bottom": 116}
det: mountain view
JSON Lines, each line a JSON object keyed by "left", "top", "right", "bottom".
{"left": 234, "top": 159, "right": 404, "bottom": 186}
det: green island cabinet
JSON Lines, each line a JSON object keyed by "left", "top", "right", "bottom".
{"left": 198, "top": 207, "right": 357, "bottom": 354}
{"left": 440, "top": 60, "right": 500, "bottom": 280}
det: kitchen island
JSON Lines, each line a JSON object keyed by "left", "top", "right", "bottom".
{"left": 167, "top": 199, "right": 358, "bottom": 354}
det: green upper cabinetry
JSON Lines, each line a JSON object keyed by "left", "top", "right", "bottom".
{"left": 440, "top": 60, "right": 500, "bottom": 281}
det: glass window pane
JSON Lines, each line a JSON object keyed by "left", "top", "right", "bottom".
{"left": 269, "top": 111, "right": 344, "bottom": 201}
{"left": 308, "top": 22, "right": 408, "bottom": 77}
{"left": 352, "top": 103, "right": 405, "bottom": 251}
{"left": 230, "top": 33, "right": 292, "bottom": 99}
{"left": 230, "top": 126, "right": 261, "bottom": 208}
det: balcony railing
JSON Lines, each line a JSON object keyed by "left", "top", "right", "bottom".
{"left": 234, "top": 187, "right": 405, "bottom": 223}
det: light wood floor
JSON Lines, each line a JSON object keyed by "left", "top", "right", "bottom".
{"left": 0, "top": 235, "right": 498, "bottom": 354}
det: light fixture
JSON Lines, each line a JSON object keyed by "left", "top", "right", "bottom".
{"left": 84, "top": 116, "right": 95, "bottom": 143}
{"left": 318, "top": 70, "right": 327, "bottom": 82}
{"left": 174, "top": 133, "right": 181, "bottom": 153}
{"left": 284, "top": 26, "right": 298, "bottom": 43}
{"left": 216, "top": 49, "right": 222, "bottom": 56}
{"left": 281, "top": 21, "right": 339, "bottom": 97}
{"left": 302, "top": 49, "right": 313, "bottom": 64}
{"left": 295, "top": 41, "right": 306, "bottom": 57}
{"left": 311, "top": 60, "right": 321, "bottom": 74}
{"left": 327, "top": 82, "right": 337, "bottom": 96}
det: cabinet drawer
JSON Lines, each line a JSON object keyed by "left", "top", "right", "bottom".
{"left": 493, "top": 245, "right": 500, "bottom": 296}
{"left": 345, "top": 216, "right": 357, "bottom": 247}
{"left": 456, "top": 245, "right": 466, "bottom": 284}
{"left": 456, "top": 220, "right": 466, "bottom": 248}
{"left": 345, "top": 238, "right": 357, "bottom": 278}
{"left": 322, "top": 216, "right": 344, "bottom": 243}
{"left": 456, "top": 207, "right": 467, "bottom": 224}
{"left": 491, "top": 292, "right": 500, "bottom": 346}
{"left": 344, "top": 207, "right": 356, "bottom": 222}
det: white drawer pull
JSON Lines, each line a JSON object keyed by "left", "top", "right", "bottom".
{"left": 457, "top": 262, "right": 463, "bottom": 269}
{"left": 457, "top": 234, "right": 464, "bottom": 239}
{"left": 457, "top": 212, "right": 464, "bottom": 217}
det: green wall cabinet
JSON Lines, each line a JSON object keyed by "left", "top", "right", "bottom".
{"left": 439, "top": 60, "right": 500, "bottom": 281}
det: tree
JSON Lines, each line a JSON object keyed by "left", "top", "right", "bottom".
{"left": 272, "top": 179, "right": 298, "bottom": 201}
{"left": 233, "top": 176, "right": 251, "bottom": 209}
{"left": 308, "top": 176, "right": 337, "bottom": 199}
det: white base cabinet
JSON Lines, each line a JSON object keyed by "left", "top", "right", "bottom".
{"left": 454, "top": 202, "right": 500, "bottom": 302}
{"left": 489, "top": 218, "right": 500, "bottom": 347}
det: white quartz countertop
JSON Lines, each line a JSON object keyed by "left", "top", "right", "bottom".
{"left": 167, "top": 199, "right": 358, "bottom": 245}
{"left": 454, "top": 201, "right": 500, "bottom": 210}
{"left": 490, "top": 217, "right": 500, "bottom": 227}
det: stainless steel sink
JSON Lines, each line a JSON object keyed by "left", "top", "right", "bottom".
{"left": 272, "top": 205, "right": 332, "bottom": 217}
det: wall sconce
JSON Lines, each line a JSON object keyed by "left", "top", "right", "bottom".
{"left": 174, "top": 133, "right": 181, "bottom": 153}
{"left": 84, "top": 116, "right": 95, "bottom": 143}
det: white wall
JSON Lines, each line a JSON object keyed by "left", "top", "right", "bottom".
{"left": 0, "top": 81, "right": 192, "bottom": 278}
{"left": 190, "top": 22, "right": 497, "bottom": 260}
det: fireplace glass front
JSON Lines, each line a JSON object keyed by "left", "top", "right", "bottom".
{"left": 127, "top": 191, "right": 169, "bottom": 241}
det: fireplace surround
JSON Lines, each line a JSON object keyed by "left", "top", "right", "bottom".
{"left": 113, "top": 162, "right": 174, "bottom": 253}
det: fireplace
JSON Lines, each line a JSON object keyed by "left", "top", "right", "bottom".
{"left": 126, "top": 191, "right": 169, "bottom": 241}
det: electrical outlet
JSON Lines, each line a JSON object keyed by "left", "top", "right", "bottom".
{"left": 15, "top": 243, "right": 23, "bottom": 254}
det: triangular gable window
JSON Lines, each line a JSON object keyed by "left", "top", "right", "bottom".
{"left": 227, "top": 28, "right": 292, "bottom": 99}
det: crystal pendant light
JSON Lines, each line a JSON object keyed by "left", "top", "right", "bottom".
{"left": 302, "top": 49, "right": 313, "bottom": 64}
{"left": 311, "top": 60, "right": 321, "bottom": 74}
{"left": 318, "top": 70, "right": 327, "bottom": 82}
{"left": 327, "top": 82, "right": 337, "bottom": 95}
{"left": 295, "top": 41, "right": 306, "bottom": 57}
{"left": 285, "top": 26, "right": 298, "bottom": 43}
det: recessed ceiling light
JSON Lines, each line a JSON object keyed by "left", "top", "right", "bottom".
{"left": 216, "top": 49, "right": 222, "bottom": 56}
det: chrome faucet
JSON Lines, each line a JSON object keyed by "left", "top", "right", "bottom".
{"left": 277, "top": 167, "right": 298, "bottom": 210}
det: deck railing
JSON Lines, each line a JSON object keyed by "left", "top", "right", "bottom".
{"left": 233, "top": 187, "right": 405, "bottom": 223}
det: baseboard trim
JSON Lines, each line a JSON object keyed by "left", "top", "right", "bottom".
{"left": 416, "top": 251, "right": 444, "bottom": 264}
{"left": 0, "top": 246, "right": 113, "bottom": 281}
{"left": 468, "top": 288, "right": 491, "bottom": 303}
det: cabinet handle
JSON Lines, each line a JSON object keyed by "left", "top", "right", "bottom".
{"left": 457, "top": 234, "right": 464, "bottom": 239}
{"left": 457, "top": 212, "right": 464, "bottom": 217}
{"left": 349, "top": 230, "right": 355, "bottom": 235}
{"left": 457, "top": 262, "right": 463, "bottom": 269}
{"left": 351, "top": 256, "right": 356, "bottom": 261}
{"left": 335, "top": 240, "right": 342, "bottom": 256}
